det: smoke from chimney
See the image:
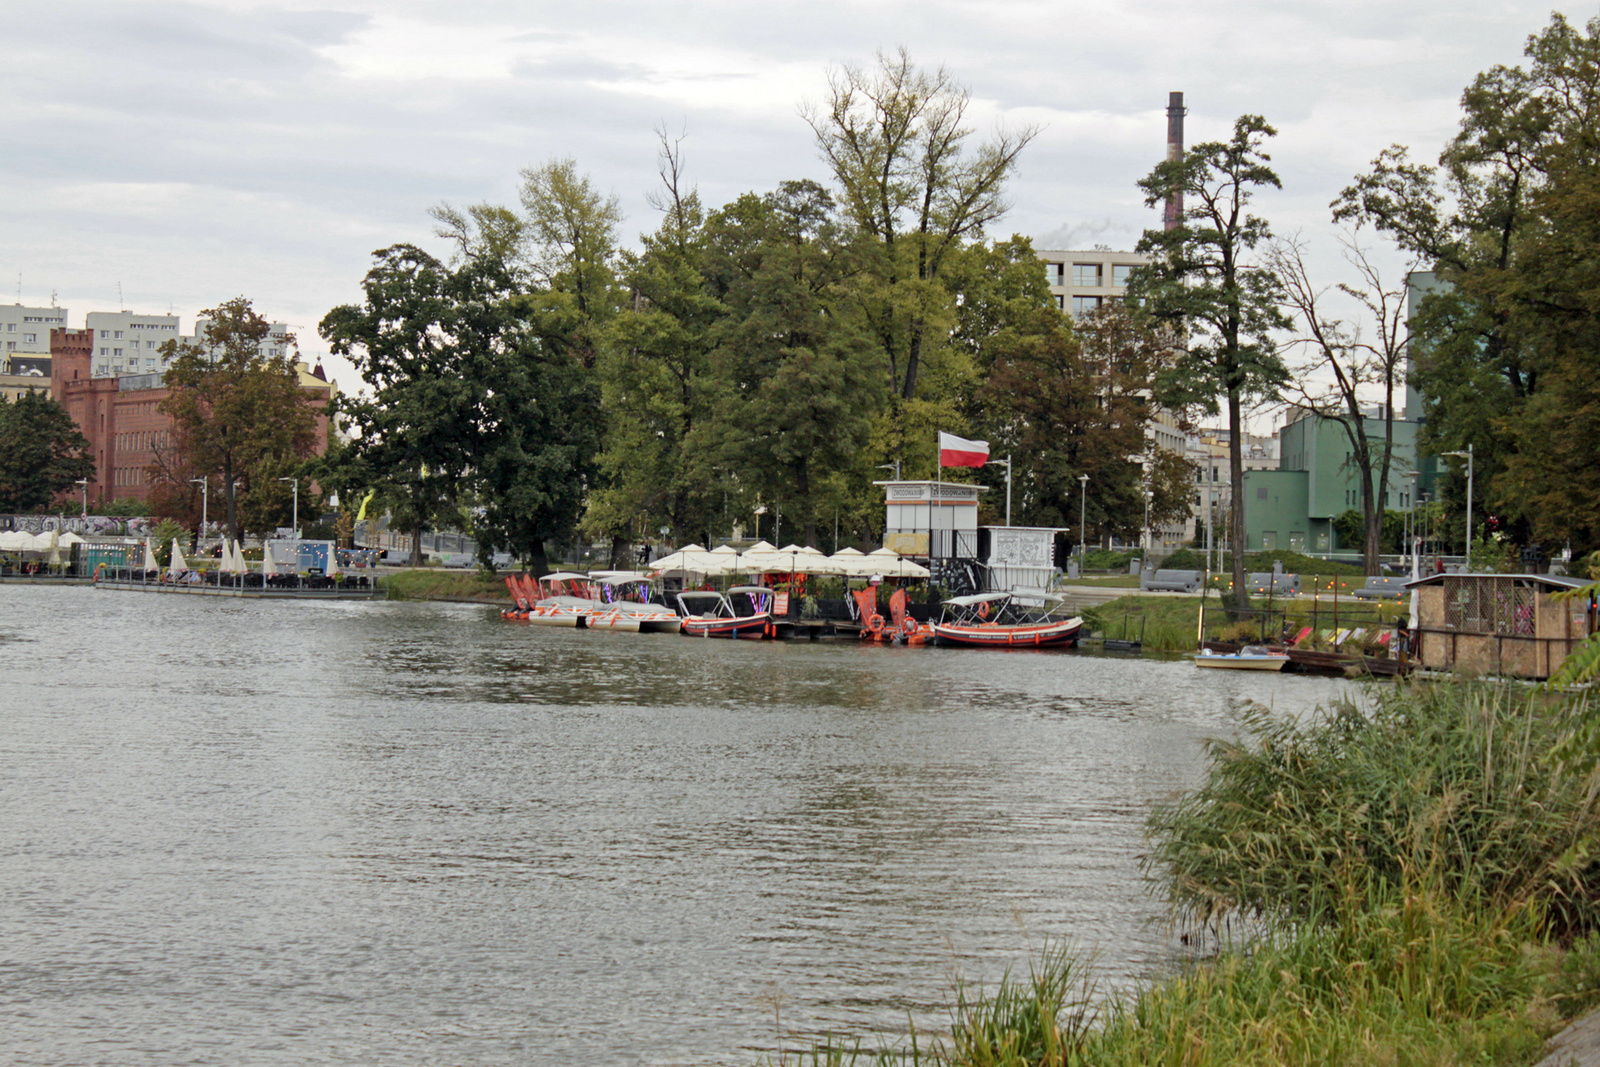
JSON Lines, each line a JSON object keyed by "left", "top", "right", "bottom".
{"left": 1163, "top": 91, "right": 1186, "bottom": 230}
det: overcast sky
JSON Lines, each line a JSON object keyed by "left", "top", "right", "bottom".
{"left": 0, "top": 0, "right": 1570, "bottom": 390}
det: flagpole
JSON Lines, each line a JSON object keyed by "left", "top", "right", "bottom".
{"left": 935, "top": 430, "right": 942, "bottom": 561}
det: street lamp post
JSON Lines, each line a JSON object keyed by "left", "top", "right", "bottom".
{"left": 1078, "top": 473, "right": 1089, "bottom": 562}
{"left": 278, "top": 477, "right": 299, "bottom": 538}
{"left": 753, "top": 503, "right": 767, "bottom": 542}
{"left": 188, "top": 476, "right": 207, "bottom": 547}
{"left": 1442, "top": 444, "right": 1474, "bottom": 568}
{"left": 876, "top": 461, "right": 902, "bottom": 481}
{"left": 74, "top": 478, "right": 88, "bottom": 519}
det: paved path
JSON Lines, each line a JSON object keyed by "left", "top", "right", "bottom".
{"left": 1537, "top": 1012, "right": 1600, "bottom": 1067}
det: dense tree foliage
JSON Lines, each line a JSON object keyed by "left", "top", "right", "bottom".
{"left": 333, "top": 55, "right": 1191, "bottom": 568}
{"left": 154, "top": 297, "right": 320, "bottom": 541}
{"left": 1335, "top": 13, "right": 1600, "bottom": 553}
{"left": 0, "top": 389, "right": 94, "bottom": 513}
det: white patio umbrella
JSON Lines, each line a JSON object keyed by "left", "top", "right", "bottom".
{"left": 698, "top": 544, "right": 743, "bottom": 576}
{"left": 57, "top": 531, "right": 85, "bottom": 546}
{"left": 824, "top": 547, "right": 877, "bottom": 577}
{"left": 746, "top": 544, "right": 842, "bottom": 575}
{"left": 865, "top": 547, "right": 931, "bottom": 579}
{"left": 261, "top": 541, "right": 278, "bottom": 577}
{"left": 142, "top": 539, "right": 160, "bottom": 572}
{"left": 169, "top": 539, "right": 188, "bottom": 574}
{"left": 0, "top": 530, "right": 32, "bottom": 551}
{"left": 650, "top": 544, "right": 721, "bottom": 575}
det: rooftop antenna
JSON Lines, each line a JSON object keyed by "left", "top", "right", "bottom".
{"left": 50, "top": 289, "right": 57, "bottom": 307}
{"left": 118, "top": 282, "right": 125, "bottom": 312}
{"left": 15, "top": 271, "right": 21, "bottom": 303}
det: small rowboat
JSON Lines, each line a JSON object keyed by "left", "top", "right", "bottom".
{"left": 929, "top": 592, "right": 1082, "bottom": 650}
{"left": 1193, "top": 646, "right": 1291, "bottom": 671}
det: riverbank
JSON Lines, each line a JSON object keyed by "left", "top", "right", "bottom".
{"left": 377, "top": 567, "right": 506, "bottom": 602}
{"left": 786, "top": 678, "right": 1600, "bottom": 1066}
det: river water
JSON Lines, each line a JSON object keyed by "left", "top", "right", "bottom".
{"left": 0, "top": 584, "right": 1358, "bottom": 1065}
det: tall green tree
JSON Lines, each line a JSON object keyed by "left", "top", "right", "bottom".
{"left": 977, "top": 300, "right": 1184, "bottom": 541}
{"left": 320, "top": 246, "right": 495, "bottom": 565}
{"left": 1330, "top": 14, "right": 1600, "bottom": 551}
{"left": 697, "top": 181, "right": 885, "bottom": 547}
{"left": 0, "top": 389, "right": 94, "bottom": 513}
{"left": 806, "top": 48, "right": 1037, "bottom": 408}
{"left": 586, "top": 139, "right": 725, "bottom": 552}
{"left": 156, "top": 297, "right": 319, "bottom": 542}
{"left": 1131, "top": 115, "right": 1290, "bottom": 614}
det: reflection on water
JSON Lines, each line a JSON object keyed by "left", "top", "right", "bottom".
{"left": 0, "top": 585, "right": 1357, "bottom": 1065}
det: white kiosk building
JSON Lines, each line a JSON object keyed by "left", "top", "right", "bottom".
{"left": 878, "top": 480, "right": 1064, "bottom": 593}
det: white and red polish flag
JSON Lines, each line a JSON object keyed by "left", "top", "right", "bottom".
{"left": 938, "top": 431, "right": 990, "bottom": 468}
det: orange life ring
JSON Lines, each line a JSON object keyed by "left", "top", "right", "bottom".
{"left": 978, "top": 601, "right": 990, "bottom": 619}
{"left": 901, "top": 615, "right": 918, "bottom": 636}
{"left": 868, "top": 614, "right": 885, "bottom": 634}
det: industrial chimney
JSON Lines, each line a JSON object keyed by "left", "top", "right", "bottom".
{"left": 1163, "top": 91, "right": 1186, "bottom": 230}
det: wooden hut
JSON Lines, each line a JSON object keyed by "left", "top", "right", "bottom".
{"left": 1407, "top": 573, "right": 1597, "bottom": 679}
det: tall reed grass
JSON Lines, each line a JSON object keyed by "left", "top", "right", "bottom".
{"left": 769, "top": 681, "right": 1600, "bottom": 1066}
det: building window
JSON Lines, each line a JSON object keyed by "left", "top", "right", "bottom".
{"left": 1055, "top": 295, "right": 1065, "bottom": 310}
{"left": 1071, "top": 295, "right": 1101, "bottom": 317}
{"left": 114, "top": 348, "right": 123, "bottom": 356}
{"left": 100, "top": 330, "right": 108, "bottom": 338}
{"left": 114, "top": 331, "right": 123, "bottom": 339}
{"left": 5, "top": 324, "right": 12, "bottom": 332}
{"left": 1044, "top": 262, "right": 1063, "bottom": 286}
{"left": 1112, "top": 264, "right": 1135, "bottom": 287}
{"left": 100, "top": 348, "right": 108, "bottom": 356}
{"left": 1072, "top": 263, "right": 1101, "bottom": 286}
{"left": 22, "top": 333, "right": 35, "bottom": 343}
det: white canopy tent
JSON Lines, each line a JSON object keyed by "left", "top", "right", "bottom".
{"left": 865, "top": 547, "right": 931, "bottom": 579}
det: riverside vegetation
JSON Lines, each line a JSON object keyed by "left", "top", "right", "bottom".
{"left": 775, "top": 679, "right": 1600, "bottom": 1066}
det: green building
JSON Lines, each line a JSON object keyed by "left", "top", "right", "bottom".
{"left": 1243, "top": 409, "right": 1421, "bottom": 555}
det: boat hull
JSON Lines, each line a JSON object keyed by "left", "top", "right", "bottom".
{"left": 929, "top": 618, "right": 1081, "bottom": 649}
{"left": 1193, "top": 652, "right": 1290, "bottom": 671}
{"left": 681, "top": 613, "right": 772, "bottom": 639}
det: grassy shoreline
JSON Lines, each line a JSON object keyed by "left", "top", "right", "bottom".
{"left": 379, "top": 567, "right": 508, "bottom": 602}
{"left": 778, "top": 679, "right": 1600, "bottom": 1066}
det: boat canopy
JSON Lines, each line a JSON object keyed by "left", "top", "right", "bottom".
{"left": 539, "top": 571, "right": 589, "bottom": 581}
{"left": 943, "top": 592, "right": 1013, "bottom": 607}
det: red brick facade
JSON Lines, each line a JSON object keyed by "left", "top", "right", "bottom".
{"left": 51, "top": 327, "right": 333, "bottom": 505}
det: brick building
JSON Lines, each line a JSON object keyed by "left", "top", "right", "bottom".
{"left": 51, "top": 327, "right": 334, "bottom": 506}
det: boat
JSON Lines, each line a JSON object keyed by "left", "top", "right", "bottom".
{"left": 586, "top": 571, "right": 683, "bottom": 634}
{"left": 502, "top": 573, "right": 584, "bottom": 626}
{"left": 1193, "top": 645, "right": 1291, "bottom": 671}
{"left": 929, "top": 592, "right": 1083, "bottom": 649}
{"left": 676, "top": 587, "right": 773, "bottom": 639}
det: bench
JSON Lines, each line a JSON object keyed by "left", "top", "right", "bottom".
{"left": 1140, "top": 568, "right": 1203, "bottom": 593}
{"left": 1351, "top": 575, "right": 1408, "bottom": 600}
{"left": 1247, "top": 572, "right": 1300, "bottom": 596}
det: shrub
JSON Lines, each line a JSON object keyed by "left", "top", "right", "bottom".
{"left": 1144, "top": 681, "right": 1600, "bottom": 938}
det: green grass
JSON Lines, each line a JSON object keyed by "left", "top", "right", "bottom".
{"left": 772, "top": 681, "right": 1600, "bottom": 1066}
{"left": 1081, "top": 592, "right": 1402, "bottom": 653}
{"left": 381, "top": 567, "right": 508, "bottom": 601}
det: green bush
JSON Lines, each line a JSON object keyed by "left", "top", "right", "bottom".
{"left": 1081, "top": 548, "right": 1141, "bottom": 571}
{"left": 1145, "top": 681, "right": 1600, "bottom": 938}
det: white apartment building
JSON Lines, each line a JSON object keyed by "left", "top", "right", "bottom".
{"left": 86, "top": 311, "right": 180, "bottom": 378}
{"left": 1037, "top": 248, "right": 1148, "bottom": 317}
{"left": 0, "top": 303, "right": 68, "bottom": 357}
{"left": 85, "top": 311, "right": 294, "bottom": 378}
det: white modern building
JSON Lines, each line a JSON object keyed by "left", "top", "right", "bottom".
{"left": 85, "top": 310, "right": 294, "bottom": 378}
{"left": 86, "top": 311, "right": 180, "bottom": 378}
{"left": 0, "top": 303, "right": 68, "bottom": 357}
{"left": 1037, "top": 248, "right": 1149, "bottom": 317}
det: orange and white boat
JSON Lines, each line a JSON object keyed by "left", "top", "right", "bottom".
{"left": 929, "top": 592, "right": 1082, "bottom": 649}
